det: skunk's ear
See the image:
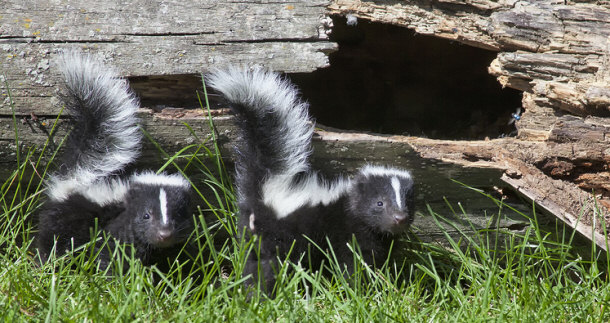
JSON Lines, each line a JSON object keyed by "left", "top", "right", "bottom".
{"left": 126, "top": 187, "right": 137, "bottom": 199}
{"left": 356, "top": 181, "right": 367, "bottom": 193}
{"left": 123, "top": 186, "right": 144, "bottom": 208}
{"left": 352, "top": 174, "right": 368, "bottom": 193}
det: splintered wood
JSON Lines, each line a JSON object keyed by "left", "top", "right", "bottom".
{"left": 329, "top": 0, "right": 610, "bottom": 248}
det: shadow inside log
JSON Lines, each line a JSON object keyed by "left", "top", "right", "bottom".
{"left": 127, "top": 16, "right": 523, "bottom": 142}
{"left": 289, "top": 15, "right": 523, "bottom": 140}
{"left": 130, "top": 74, "right": 203, "bottom": 110}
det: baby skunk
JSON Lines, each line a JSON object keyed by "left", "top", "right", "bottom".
{"left": 36, "top": 52, "right": 193, "bottom": 270}
{"left": 207, "top": 67, "right": 415, "bottom": 291}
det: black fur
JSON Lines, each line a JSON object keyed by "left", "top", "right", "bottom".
{"left": 37, "top": 183, "right": 193, "bottom": 268}
{"left": 37, "top": 193, "right": 125, "bottom": 268}
{"left": 102, "top": 183, "right": 193, "bottom": 265}
{"left": 36, "top": 52, "right": 193, "bottom": 270}
{"left": 207, "top": 67, "right": 415, "bottom": 292}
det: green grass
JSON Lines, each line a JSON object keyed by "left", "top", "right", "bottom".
{"left": 2, "top": 79, "right": 610, "bottom": 322}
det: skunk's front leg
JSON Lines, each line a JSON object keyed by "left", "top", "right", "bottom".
{"left": 244, "top": 255, "right": 278, "bottom": 295}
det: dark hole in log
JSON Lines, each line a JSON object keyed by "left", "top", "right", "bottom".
{"left": 129, "top": 74, "right": 203, "bottom": 110}
{"left": 289, "top": 16, "right": 523, "bottom": 140}
{"left": 129, "top": 16, "right": 522, "bottom": 141}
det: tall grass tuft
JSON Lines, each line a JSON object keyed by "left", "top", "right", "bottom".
{"left": 1, "top": 76, "right": 609, "bottom": 321}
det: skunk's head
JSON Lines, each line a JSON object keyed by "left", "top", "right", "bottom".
{"left": 349, "top": 165, "right": 414, "bottom": 235}
{"left": 126, "top": 173, "right": 193, "bottom": 248}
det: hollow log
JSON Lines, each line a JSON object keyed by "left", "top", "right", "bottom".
{"left": 1, "top": 0, "right": 609, "bottom": 247}
{"left": 328, "top": 0, "right": 610, "bottom": 248}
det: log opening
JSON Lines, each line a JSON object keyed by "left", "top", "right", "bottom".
{"left": 289, "top": 16, "right": 523, "bottom": 140}
{"left": 128, "top": 15, "right": 524, "bottom": 143}
{"left": 129, "top": 74, "right": 203, "bottom": 110}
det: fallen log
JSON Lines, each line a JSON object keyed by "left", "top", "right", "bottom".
{"left": 1, "top": 0, "right": 608, "bottom": 247}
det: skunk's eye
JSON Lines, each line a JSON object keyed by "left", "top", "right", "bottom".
{"left": 377, "top": 201, "right": 383, "bottom": 207}
{"left": 143, "top": 212, "right": 151, "bottom": 220}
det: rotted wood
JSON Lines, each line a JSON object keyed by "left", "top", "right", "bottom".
{"left": 401, "top": 131, "right": 610, "bottom": 249}
{"left": 0, "top": 0, "right": 335, "bottom": 117}
{"left": 329, "top": 0, "right": 610, "bottom": 247}
{"left": 328, "top": 0, "right": 610, "bottom": 137}
{"left": 329, "top": 0, "right": 610, "bottom": 118}
{"left": 2, "top": 0, "right": 609, "bottom": 247}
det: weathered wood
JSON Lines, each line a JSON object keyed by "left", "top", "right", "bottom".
{"left": 489, "top": 52, "right": 610, "bottom": 117}
{"left": 402, "top": 133, "right": 610, "bottom": 249}
{"left": 1, "top": 0, "right": 609, "bottom": 247}
{"left": 0, "top": 0, "right": 335, "bottom": 116}
{"left": 329, "top": 0, "right": 610, "bottom": 119}
{"left": 0, "top": 0, "right": 335, "bottom": 188}
{"left": 1, "top": 1, "right": 329, "bottom": 41}
{"left": 330, "top": 0, "right": 503, "bottom": 51}
{"left": 501, "top": 173, "right": 607, "bottom": 250}
{"left": 328, "top": 0, "right": 610, "bottom": 246}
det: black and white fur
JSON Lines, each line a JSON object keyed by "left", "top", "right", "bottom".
{"left": 37, "top": 52, "right": 193, "bottom": 269}
{"left": 207, "top": 67, "right": 414, "bottom": 290}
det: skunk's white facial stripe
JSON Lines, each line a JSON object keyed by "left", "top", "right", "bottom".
{"left": 391, "top": 177, "right": 401, "bottom": 209}
{"left": 159, "top": 188, "right": 168, "bottom": 225}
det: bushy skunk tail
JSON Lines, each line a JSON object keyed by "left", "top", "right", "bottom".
{"left": 47, "top": 51, "right": 141, "bottom": 202}
{"left": 206, "top": 67, "right": 313, "bottom": 186}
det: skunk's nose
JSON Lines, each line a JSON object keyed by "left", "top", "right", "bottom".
{"left": 393, "top": 214, "right": 408, "bottom": 224}
{"left": 157, "top": 229, "right": 174, "bottom": 241}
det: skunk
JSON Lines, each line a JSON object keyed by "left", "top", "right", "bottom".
{"left": 207, "top": 67, "right": 414, "bottom": 291}
{"left": 36, "top": 52, "right": 193, "bottom": 269}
